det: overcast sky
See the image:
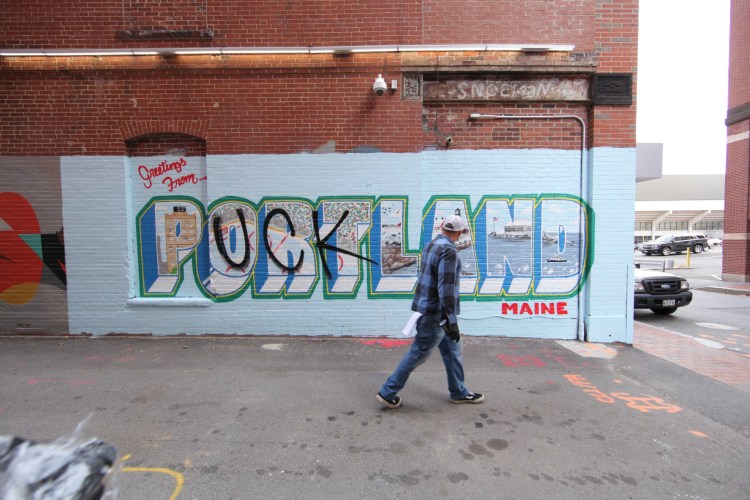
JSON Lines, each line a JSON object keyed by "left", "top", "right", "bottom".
{"left": 636, "top": 0, "right": 731, "bottom": 175}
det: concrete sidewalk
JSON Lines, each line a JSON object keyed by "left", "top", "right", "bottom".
{"left": 699, "top": 283, "right": 750, "bottom": 296}
{"left": 1, "top": 330, "right": 749, "bottom": 499}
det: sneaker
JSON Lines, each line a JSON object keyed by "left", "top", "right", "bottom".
{"left": 376, "top": 392, "right": 402, "bottom": 409}
{"left": 451, "top": 392, "right": 485, "bottom": 404}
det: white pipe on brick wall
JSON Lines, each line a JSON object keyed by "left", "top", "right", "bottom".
{"left": 468, "top": 112, "right": 588, "bottom": 340}
{"left": 0, "top": 44, "right": 575, "bottom": 57}
{"left": 468, "top": 113, "right": 586, "bottom": 153}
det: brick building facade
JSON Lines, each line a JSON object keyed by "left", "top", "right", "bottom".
{"left": 1, "top": 1, "right": 638, "bottom": 342}
{"left": 724, "top": 0, "right": 750, "bottom": 281}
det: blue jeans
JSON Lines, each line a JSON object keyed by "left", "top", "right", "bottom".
{"left": 379, "top": 313, "right": 469, "bottom": 400}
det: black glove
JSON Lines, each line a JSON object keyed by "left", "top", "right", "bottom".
{"left": 442, "top": 321, "right": 460, "bottom": 342}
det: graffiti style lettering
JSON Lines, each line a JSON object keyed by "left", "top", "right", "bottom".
{"left": 137, "top": 198, "right": 204, "bottom": 296}
{"left": 162, "top": 173, "right": 207, "bottom": 193}
{"left": 475, "top": 197, "right": 533, "bottom": 295}
{"left": 501, "top": 301, "right": 569, "bottom": 316}
{"left": 135, "top": 193, "right": 593, "bottom": 302}
{"left": 368, "top": 198, "right": 419, "bottom": 296}
{"left": 311, "top": 208, "right": 377, "bottom": 281}
{"left": 255, "top": 201, "right": 317, "bottom": 297}
{"left": 474, "top": 196, "right": 589, "bottom": 297}
{"left": 317, "top": 199, "right": 376, "bottom": 297}
{"left": 199, "top": 199, "right": 256, "bottom": 300}
{"left": 138, "top": 158, "right": 187, "bottom": 189}
{"left": 213, "top": 209, "right": 250, "bottom": 270}
{"left": 263, "top": 208, "right": 305, "bottom": 274}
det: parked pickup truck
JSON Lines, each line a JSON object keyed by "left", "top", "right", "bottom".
{"left": 640, "top": 234, "right": 708, "bottom": 256}
{"left": 634, "top": 264, "right": 692, "bottom": 315}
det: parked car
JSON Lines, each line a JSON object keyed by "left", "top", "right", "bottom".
{"left": 633, "top": 235, "right": 648, "bottom": 251}
{"left": 639, "top": 234, "right": 708, "bottom": 256}
{"left": 634, "top": 263, "right": 692, "bottom": 315}
{"left": 707, "top": 238, "right": 723, "bottom": 248}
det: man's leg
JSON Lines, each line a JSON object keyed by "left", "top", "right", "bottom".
{"left": 437, "top": 334, "right": 469, "bottom": 400}
{"left": 379, "top": 315, "right": 441, "bottom": 399}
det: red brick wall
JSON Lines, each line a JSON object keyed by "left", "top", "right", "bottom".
{"left": 723, "top": 0, "right": 750, "bottom": 280}
{"left": 0, "top": 0, "right": 423, "bottom": 48}
{"left": 590, "top": 0, "right": 638, "bottom": 148}
{"left": 1, "top": 65, "right": 596, "bottom": 155}
{"left": 126, "top": 133, "right": 206, "bottom": 157}
{"left": 422, "top": 0, "right": 594, "bottom": 48}
{"left": 727, "top": 0, "right": 749, "bottom": 108}
{"left": 723, "top": 125, "right": 750, "bottom": 278}
{"left": 1, "top": 1, "right": 598, "bottom": 49}
{"left": 0, "top": 62, "right": 424, "bottom": 155}
{"left": 0, "top": 1, "right": 640, "bottom": 339}
{"left": 725, "top": 123, "right": 750, "bottom": 234}
{"left": 1, "top": 1, "right": 635, "bottom": 155}
{"left": 422, "top": 103, "right": 586, "bottom": 151}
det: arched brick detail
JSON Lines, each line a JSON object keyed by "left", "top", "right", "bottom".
{"left": 118, "top": 120, "right": 210, "bottom": 142}
{"left": 125, "top": 133, "right": 207, "bottom": 157}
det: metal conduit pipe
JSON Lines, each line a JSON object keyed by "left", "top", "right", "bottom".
{"left": 468, "top": 113, "right": 588, "bottom": 340}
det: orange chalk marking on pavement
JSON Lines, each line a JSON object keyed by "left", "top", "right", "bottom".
{"left": 564, "top": 374, "right": 682, "bottom": 413}
{"left": 611, "top": 393, "right": 682, "bottom": 413}
{"left": 690, "top": 430, "right": 708, "bottom": 438}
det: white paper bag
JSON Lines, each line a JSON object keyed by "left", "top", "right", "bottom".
{"left": 401, "top": 312, "right": 422, "bottom": 337}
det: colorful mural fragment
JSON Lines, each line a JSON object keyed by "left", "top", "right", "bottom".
{"left": 0, "top": 158, "right": 69, "bottom": 334}
{"left": 0, "top": 192, "right": 66, "bottom": 305}
{"left": 113, "top": 152, "right": 602, "bottom": 338}
{"left": 135, "top": 193, "right": 593, "bottom": 302}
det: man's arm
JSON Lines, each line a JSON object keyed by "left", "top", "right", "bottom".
{"left": 436, "top": 244, "right": 459, "bottom": 325}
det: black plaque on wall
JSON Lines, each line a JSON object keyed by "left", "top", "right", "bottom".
{"left": 592, "top": 73, "right": 632, "bottom": 105}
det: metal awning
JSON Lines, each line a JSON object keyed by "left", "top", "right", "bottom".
{"left": 635, "top": 201, "right": 724, "bottom": 229}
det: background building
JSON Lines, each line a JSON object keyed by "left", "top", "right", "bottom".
{"left": 635, "top": 174, "right": 725, "bottom": 244}
{"left": 0, "top": 1, "right": 638, "bottom": 343}
{"left": 724, "top": 0, "right": 750, "bottom": 282}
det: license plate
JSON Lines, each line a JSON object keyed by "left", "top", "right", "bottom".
{"left": 662, "top": 299, "right": 676, "bottom": 306}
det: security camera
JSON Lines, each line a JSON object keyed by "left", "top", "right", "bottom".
{"left": 445, "top": 137, "right": 453, "bottom": 147}
{"left": 373, "top": 74, "right": 387, "bottom": 96}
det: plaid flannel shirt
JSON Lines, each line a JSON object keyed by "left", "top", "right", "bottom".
{"left": 411, "top": 234, "right": 461, "bottom": 324}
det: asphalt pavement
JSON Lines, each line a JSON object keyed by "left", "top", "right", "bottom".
{"left": 1, "top": 328, "right": 749, "bottom": 499}
{"left": 2, "top": 247, "right": 749, "bottom": 499}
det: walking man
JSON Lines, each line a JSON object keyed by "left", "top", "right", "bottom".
{"left": 377, "top": 214, "right": 484, "bottom": 409}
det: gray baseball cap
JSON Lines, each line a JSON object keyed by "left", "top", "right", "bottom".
{"left": 442, "top": 215, "right": 468, "bottom": 233}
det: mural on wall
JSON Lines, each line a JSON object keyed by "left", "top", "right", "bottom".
{"left": 0, "top": 160, "right": 68, "bottom": 333}
{"left": 370, "top": 198, "right": 419, "bottom": 294}
{"left": 135, "top": 189, "right": 593, "bottom": 303}
{"left": 0, "top": 192, "right": 66, "bottom": 305}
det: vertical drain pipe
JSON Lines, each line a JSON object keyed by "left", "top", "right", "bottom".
{"left": 468, "top": 113, "right": 588, "bottom": 340}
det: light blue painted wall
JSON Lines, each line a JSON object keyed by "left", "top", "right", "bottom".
{"left": 584, "top": 147, "right": 636, "bottom": 343}
{"left": 62, "top": 157, "right": 131, "bottom": 335}
{"left": 61, "top": 147, "right": 634, "bottom": 342}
